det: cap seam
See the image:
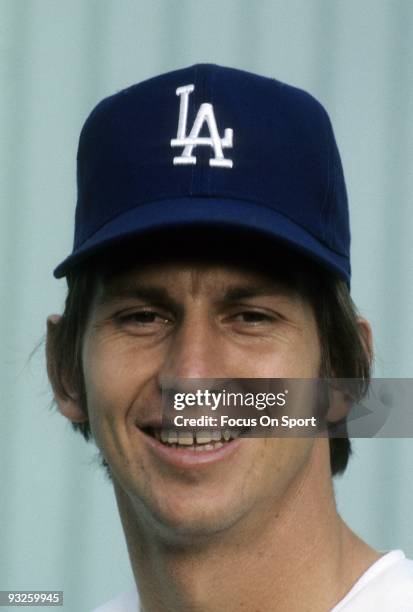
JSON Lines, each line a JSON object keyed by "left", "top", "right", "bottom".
{"left": 318, "top": 108, "right": 332, "bottom": 244}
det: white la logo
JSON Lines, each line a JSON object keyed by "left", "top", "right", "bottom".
{"left": 171, "top": 84, "right": 233, "bottom": 168}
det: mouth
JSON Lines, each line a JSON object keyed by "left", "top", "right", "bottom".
{"left": 135, "top": 424, "right": 249, "bottom": 467}
{"left": 139, "top": 426, "right": 247, "bottom": 451}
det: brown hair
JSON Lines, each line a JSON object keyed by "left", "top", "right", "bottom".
{"left": 47, "top": 231, "right": 372, "bottom": 476}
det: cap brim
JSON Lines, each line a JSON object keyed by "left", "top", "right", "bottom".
{"left": 53, "top": 197, "right": 350, "bottom": 282}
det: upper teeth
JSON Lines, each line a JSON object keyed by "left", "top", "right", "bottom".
{"left": 156, "top": 429, "right": 239, "bottom": 445}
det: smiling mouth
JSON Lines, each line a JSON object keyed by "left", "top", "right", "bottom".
{"left": 139, "top": 427, "right": 249, "bottom": 451}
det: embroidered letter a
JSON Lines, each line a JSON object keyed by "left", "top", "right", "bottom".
{"left": 171, "top": 84, "right": 233, "bottom": 168}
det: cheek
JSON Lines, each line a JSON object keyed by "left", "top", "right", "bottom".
{"left": 263, "top": 334, "right": 321, "bottom": 378}
{"left": 245, "top": 437, "right": 314, "bottom": 508}
{"left": 273, "top": 438, "right": 314, "bottom": 495}
{"left": 81, "top": 335, "right": 150, "bottom": 442}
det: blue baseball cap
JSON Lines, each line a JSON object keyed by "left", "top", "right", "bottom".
{"left": 53, "top": 63, "right": 350, "bottom": 282}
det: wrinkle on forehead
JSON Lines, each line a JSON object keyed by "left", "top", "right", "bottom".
{"left": 96, "top": 259, "right": 304, "bottom": 311}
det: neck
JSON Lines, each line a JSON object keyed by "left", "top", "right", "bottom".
{"left": 113, "top": 440, "right": 380, "bottom": 612}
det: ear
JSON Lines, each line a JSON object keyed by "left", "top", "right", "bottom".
{"left": 46, "top": 314, "right": 88, "bottom": 423}
{"left": 326, "top": 316, "right": 373, "bottom": 423}
{"left": 356, "top": 316, "right": 373, "bottom": 363}
{"left": 326, "top": 387, "right": 352, "bottom": 423}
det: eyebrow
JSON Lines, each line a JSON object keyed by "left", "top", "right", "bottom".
{"left": 95, "top": 281, "right": 293, "bottom": 310}
{"left": 95, "top": 286, "right": 176, "bottom": 309}
{"left": 220, "top": 285, "right": 291, "bottom": 302}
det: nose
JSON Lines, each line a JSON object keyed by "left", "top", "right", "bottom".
{"left": 158, "top": 310, "right": 227, "bottom": 392}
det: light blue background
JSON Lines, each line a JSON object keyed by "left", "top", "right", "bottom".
{"left": 1, "top": 1, "right": 412, "bottom": 610}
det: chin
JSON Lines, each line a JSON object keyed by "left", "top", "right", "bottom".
{"left": 143, "top": 491, "right": 247, "bottom": 542}
{"left": 114, "top": 468, "right": 259, "bottom": 543}
{"left": 153, "top": 512, "right": 242, "bottom": 544}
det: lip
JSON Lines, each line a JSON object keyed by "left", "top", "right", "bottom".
{"left": 134, "top": 426, "right": 244, "bottom": 469}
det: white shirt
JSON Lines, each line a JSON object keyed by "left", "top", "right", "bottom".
{"left": 91, "top": 549, "right": 413, "bottom": 611}
{"left": 332, "top": 549, "right": 413, "bottom": 610}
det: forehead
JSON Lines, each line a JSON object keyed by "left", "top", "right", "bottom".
{"left": 98, "top": 258, "right": 297, "bottom": 299}
{"left": 89, "top": 227, "right": 318, "bottom": 300}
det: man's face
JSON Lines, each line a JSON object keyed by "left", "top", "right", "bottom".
{"left": 81, "top": 255, "right": 321, "bottom": 539}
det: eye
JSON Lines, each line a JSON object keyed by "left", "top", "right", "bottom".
{"left": 127, "top": 311, "right": 160, "bottom": 323}
{"left": 117, "top": 310, "right": 171, "bottom": 326}
{"left": 235, "top": 311, "right": 272, "bottom": 323}
{"left": 230, "top": 310, "right": 279, "bottom": 324}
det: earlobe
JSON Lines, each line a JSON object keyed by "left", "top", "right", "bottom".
{"left": 46, "top": 314, "right": 88, "bottom": 424}
{"left": 56, "top": 393, "right": 88, "bottom": 424}
{"left": 326, "top": 387, "right": 353, "bottom": 423}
